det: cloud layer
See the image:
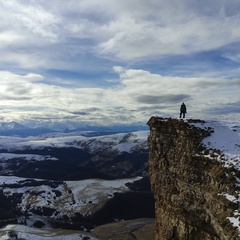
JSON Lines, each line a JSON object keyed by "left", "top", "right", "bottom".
{"left": 0, "top": 0, "right": 239, "bottom": 126}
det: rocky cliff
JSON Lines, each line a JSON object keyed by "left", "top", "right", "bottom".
{"left": 147, "top": 117, "right": 240, "bottom": 240}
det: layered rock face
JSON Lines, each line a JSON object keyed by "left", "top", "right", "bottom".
{"left": 147, "top": 117, "right": 239, "bottom": 240}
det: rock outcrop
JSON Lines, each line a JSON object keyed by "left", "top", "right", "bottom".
{"left": 147, "top": 117, "right": 240, "bottom": 240}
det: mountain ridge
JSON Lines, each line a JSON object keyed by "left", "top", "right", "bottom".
{"left": 0, "top": 121, "right": 148, "bottom": 137}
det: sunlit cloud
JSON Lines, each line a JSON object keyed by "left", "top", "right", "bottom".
{"left": 0, "top": 0, "right": 239, "bottom": 127}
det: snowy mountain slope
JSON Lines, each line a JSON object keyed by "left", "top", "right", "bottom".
{"left": 192, "top": 120, "right": 240, "bottom": 170}
{"left": 0, "top": 131, "right": 149, "bottom": 180}
{"left": 190, "top": 119, "right": 240, "bottom": 232}
{"left": 0, "top": 131, "right": 148, "bottom": 153}
{"left": 0, "top": 176, "right": 147, "bottom": 229}
{"left": 12, "top": 177, "right": 141, "bottom": 216}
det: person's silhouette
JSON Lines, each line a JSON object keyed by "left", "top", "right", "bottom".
{"left": 180, "top": 103, "right": 187, "bottom": 118}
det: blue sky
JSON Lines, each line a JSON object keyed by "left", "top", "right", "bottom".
{"left": 0, "top": 0, "right": 240, "bottom": 127}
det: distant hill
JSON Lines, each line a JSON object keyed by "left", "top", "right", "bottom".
{"left": 0, "top": 121, "right": 148, "bottom": 137}
{"left": 0, "top": 130, "right": 149, "bottom": 180}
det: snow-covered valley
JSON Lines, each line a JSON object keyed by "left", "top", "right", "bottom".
{"left": 0, "top": 130, "right": 154, "bottom": 239}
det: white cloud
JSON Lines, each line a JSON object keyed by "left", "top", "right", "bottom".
{"left": 0, "top": 67, "right": 239, "bottom": 125}
{"left": 0, "top": 1, "right": 239, "bottom": 125}
{"left": 0, "top": 0, "right": 239, "bottom": 68}
{"left": 111, "top": 67, "right": 240, "bottom": 116}
{"left": 0, "top": 71, "right": 42, "bottom": 81}
{"left": 0, "top": 31, "right": 25, "bottom": 47}
{"left": 81, "top": 1, "right": 240, "bottom": 60}
{"left": 0, "top": 0, "right": 59, "bottom": 42}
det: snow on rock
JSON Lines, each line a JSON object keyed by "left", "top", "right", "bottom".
{"left": 191, "top": 119, "right": 240, "bottom": 233}
{"left": 192, "top": 120, "right": 240, "bottom": 170}
{"left": 227, "top": 210, "right": 240, "bottom": 233}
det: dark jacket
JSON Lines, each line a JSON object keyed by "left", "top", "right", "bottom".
{"left": 180, "top": 103, "right": 187, "bottom": 113}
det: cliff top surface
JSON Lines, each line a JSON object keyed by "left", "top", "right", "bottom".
{"left": 147, "top": 117, "right": 240, "bottom": 234}
{"left": 147, "top": 117, "right": 240, "bottom": 170}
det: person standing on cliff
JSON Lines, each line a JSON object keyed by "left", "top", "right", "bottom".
{"left": 180, "top": 102, "right": 187, "bottom": 118}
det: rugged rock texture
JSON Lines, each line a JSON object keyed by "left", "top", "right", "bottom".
{"left": 147, "top": 117, "right": 239, "bottom": 240}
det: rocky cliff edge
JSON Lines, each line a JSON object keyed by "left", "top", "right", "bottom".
{"left": 147, "top": 117, "right": 240, "bottom": 240}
